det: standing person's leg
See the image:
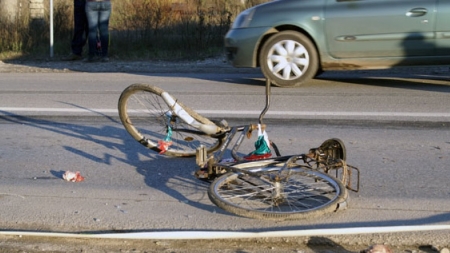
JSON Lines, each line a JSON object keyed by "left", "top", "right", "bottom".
{"left": 85, "top": 1, "right": 99, "bottom": 61}
{"left": 72, "top": 0, "right": 88, "bottom": 55}
{"left": 65, "top": 0, "right": 87, "bottom": 60}
{"left": 98, "top": 1, "right": 111, "bottom": 61}
{"left": 81, "top": 0, "right": 89, "bottom": 50}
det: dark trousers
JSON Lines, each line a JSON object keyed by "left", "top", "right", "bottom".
{"left": 71, "top": 0, "right": 88, "bottom": 56}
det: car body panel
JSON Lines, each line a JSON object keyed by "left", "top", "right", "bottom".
{"left": 325, "top": 0, "right": 436, "bottom": 58}
{"left": 225, "top": 26, "right": 273, "bottom": 67}
{"left": 435, "top": 0, "right": 450, "bottom": 55}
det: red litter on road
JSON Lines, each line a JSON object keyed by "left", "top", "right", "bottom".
{"left": 62, "top": 171, "right": 85, "bottom": 182}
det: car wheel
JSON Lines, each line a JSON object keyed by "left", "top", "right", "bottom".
{"left": 259, "top": 31, "right": 319, "bottom": 87}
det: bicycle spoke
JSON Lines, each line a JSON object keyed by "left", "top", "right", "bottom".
{"left": 118, "top": 84, "right": 221, "bottom": 156}
{"left": 210, "top": 168, "right": 344, "bottom": 218}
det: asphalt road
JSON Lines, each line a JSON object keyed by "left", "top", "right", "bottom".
{"left": 0, "top": 64, "right": 449, "bottom": 252}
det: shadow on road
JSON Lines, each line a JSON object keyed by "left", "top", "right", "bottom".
{"left": 317, "top": 70, "right": 450, "bottom": 93}
{"left": 307, "top": 237, "right": 354, "bottom": 252}
{"left": 0, "top": 110, "right": 223, "bottom": 216}
{"left": 1, "top": 107, "right": 450, "bottom": 231}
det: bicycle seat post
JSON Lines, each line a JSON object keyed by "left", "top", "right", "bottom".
{"left": 258, "top": 78, "right": 272, "bottom": 125}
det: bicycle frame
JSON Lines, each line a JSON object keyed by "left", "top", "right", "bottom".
{"left": 160, "top": 91, "right": 222, "bottom": 135}
{"left": 194, "top": 79, "right": 360, "bottom": 192}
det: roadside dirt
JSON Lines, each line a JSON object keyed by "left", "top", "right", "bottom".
{"left": 1, "top": 234, "right": 447, "bottom": 253}
{"left": 0, "top": 57, "right": 260, "bottom": 74}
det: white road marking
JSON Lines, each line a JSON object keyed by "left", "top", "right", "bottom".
{"left": 0, "top": 107, "right": 449, "bottom": 118}
{"left": 0, "top": 107, "right": 118, "bottom": 113}
{"left": 197, "top": 110, "right": 450, "bottom": 117}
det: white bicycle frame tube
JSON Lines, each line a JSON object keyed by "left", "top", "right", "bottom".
{"left": 161, "top": 92, "right": 219, "bottom": 135}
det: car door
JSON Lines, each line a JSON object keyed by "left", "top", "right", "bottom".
{"left": 435, "top": 0, "right": 450, "bottom": 56}
{"left": 324, "top": 0, "right": 437, "bottom": 58}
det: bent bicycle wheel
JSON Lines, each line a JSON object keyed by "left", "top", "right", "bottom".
{"left": 118, "top": 83, "right": 223, "bottom": 157}
{"left": 208, "top": 165, "right": 347, "bottom": 220}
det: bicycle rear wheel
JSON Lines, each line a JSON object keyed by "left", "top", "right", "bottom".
{"left": 118, "top": 83, "right": 223, "bottom": 157}
{"left": 208, "top": 164, "right": 347, "bottom": 220}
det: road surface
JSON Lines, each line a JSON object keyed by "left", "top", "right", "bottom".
{"left": 0, "top": 62, "right": 449, "bottom": 252}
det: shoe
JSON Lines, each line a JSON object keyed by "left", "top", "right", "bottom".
{"left": 63, "top": 53, "right": 82, "bottom": 61}
{"left": 101, "top": 57, "right": 109, "bottom": 62}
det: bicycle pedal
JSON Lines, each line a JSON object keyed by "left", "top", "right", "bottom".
{"left": 194, "top": 168, "right": 218, "bottom": 183}
{"left": 195, "top": 169, "right": 209, "bottom": 179}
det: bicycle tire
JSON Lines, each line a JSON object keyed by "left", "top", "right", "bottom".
{"left": 118, "top": 83, "right": 223, "bottom": 157}
{"left": 208, "top": 163, "right": 347, "bottom": 221}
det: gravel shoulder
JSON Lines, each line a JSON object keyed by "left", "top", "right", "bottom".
{"left": 0, "top": 234, "right": 445, "bottom": 253}
{"left": 1, "top": 57, "right": 449, "bottom": 76}
{"left": 0, "top": 57, "right": 260, "bottom": 74}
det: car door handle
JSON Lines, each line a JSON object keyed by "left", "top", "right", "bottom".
{"left": 406, "top": 8, "right": 427, "bottom": 17}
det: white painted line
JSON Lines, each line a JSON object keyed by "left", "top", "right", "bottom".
{"left": 0, "top": 107, "right": 118, "bottom": 113}
{"left": 0, "top": 225, "right": 450, "bottom": 239}
{"left": 0, "top": 107, "right": 449, "bottom": 118}
{"left": 197, "top": 110, "right": 450, "bottom": 117}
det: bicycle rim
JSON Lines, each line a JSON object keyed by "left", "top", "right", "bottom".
{"left": 118, "top": 83, "right": 222, "bottom": 157}
{"left": 208, "top": 166, "right": 347, "bottom": 220}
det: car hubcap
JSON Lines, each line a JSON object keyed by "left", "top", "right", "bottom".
{"left": 267, "top": 40, "right": 309, "bottom": 81}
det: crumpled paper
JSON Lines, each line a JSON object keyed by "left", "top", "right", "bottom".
{"left": 62, "top": 171, "right": 85, "bottom": 182}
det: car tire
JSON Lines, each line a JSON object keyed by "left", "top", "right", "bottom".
{"left": 259, "top": 31, "right": 319, "bottom": 87}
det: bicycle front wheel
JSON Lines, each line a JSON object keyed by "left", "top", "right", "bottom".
{"left": 118, "top": 83, "right": 223, "bottom": 157}
{"left": 208, "top": 165, "right": 347, "bottom": 220}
